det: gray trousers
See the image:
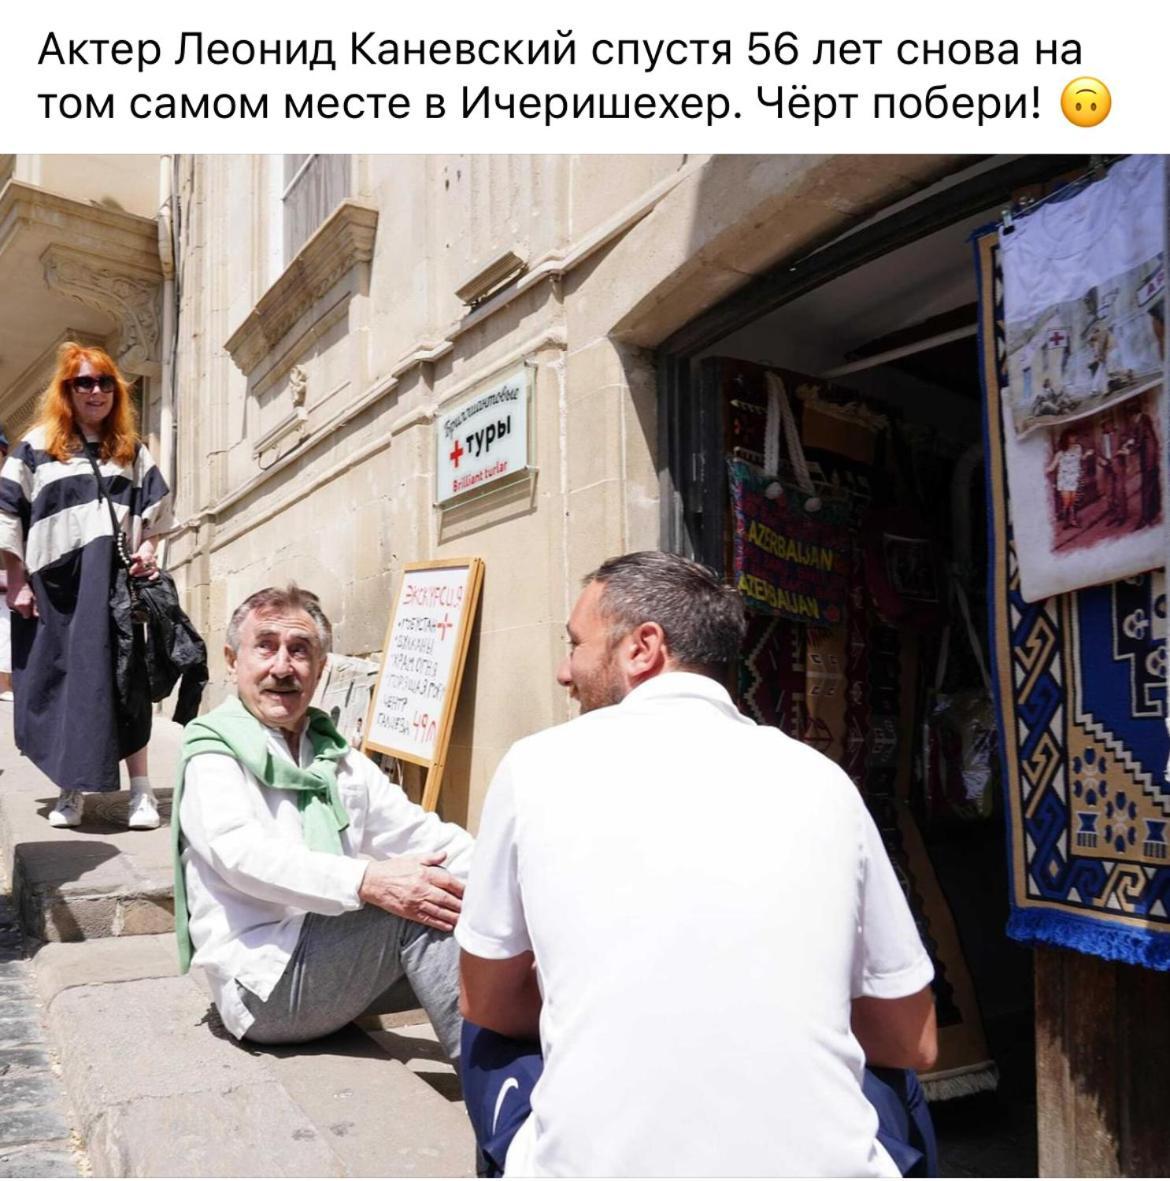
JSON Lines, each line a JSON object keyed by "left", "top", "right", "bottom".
{"left": 239, "top": 905, "right": 463, "bottom": 1060}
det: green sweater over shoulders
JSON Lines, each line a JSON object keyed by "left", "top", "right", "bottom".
{"left": 171, "top": 695, "right": 350, "bottom": 972}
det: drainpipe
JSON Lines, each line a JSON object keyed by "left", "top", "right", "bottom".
{"left": 157, "top": 154, "right": 176, "bottom": 563}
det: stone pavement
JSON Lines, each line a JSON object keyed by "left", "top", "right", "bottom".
{"left": 0, "top": 706, "right": 475, "bottom": 1177}
{"left": 0, "top": 860, "right": 85, "bottom": 1178}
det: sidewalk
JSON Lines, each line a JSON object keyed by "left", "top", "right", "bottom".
{"left": 0, "top": 859, "right": 85, "bottom": 1178}
{"left": 0, "top": 704, "right": 475, "bottom": 1177}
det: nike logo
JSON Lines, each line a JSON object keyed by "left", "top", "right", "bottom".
{"left": 492, "top": 1077, "right": 520, "bottom": 1134}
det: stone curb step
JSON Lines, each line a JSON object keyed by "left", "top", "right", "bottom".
{"left": 29, "top": 938, "right": 475, "bottom": 1177}
{"left": 0, "top": 720, "right": 182, "bottom": 944}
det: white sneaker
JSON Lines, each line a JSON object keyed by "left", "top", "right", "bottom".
{"left": 127, "top": 789, "right": 160, "bottom": 830}
{"left": 0, "top": 691, "right": 13, "bottom": 702}
{"left": 48, "top": 790, "right": 84, "bottom": 828}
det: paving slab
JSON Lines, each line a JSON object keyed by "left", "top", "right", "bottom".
{"left": 0, "top": 1141, "right": 81, "bottom": 1178}
{"left": 364, "top": 1022, "right": 463, "bottom": 1105}
{"left": 30, "top": 933, "right": 179, "bottom": 1004}
{"left": 0, "top": 1046, "right": 53, "bottom": 1074}
{"left": 262, "top": 1029, "right": 474, "bottom": 1176}
{"left": 0, "top": 862, "right": 84, "bottom": 1177}
{"left": 0, "top": 989, "right": 38, "bottom": 1019}
{"left": 36, "top": 938, "right": 474, "bottom": 1177}
{"left": 89, "top": 1083, "right": 347, "bottom": 1178}
{"left": 0, "top": 1070, "right": 66, "bottom": 1109}
{"left": 0, "top": 1013, "right": 47, "bottom": 1049}
{"left": 0, "top": 713, "right": 183, "bottom": 941}
{"left": 0, "top": 1104, "right": 72, "bottom": 1149}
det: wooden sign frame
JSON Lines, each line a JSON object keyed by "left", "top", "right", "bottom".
{"left": 361, "top": 557, "right": 485, "bottom": 812}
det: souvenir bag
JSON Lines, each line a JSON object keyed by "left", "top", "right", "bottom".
{"left": 728, "top": 372, "right": 851, "bottom": 627}
{"left": 922, "top": 571, "right": 997, "bottom": 823}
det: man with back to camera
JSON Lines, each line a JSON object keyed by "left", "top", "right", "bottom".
{"left": 455, "top": 551, "right": 938, "bottom": 1176}
{"left": 173, "top": 584, "right": 472, "bottom": 1055}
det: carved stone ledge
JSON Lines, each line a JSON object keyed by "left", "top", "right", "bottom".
{"left": 0, "top": 181, "right": 162, "bottom": 274}
{"left": 225, "top": 200, "right": 378, "bottom": 377}
{"left": 41, "top": 246, "right": 162, "bottom": 377}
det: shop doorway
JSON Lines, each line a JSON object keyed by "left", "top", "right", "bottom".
{"left": 657, "top": 156, "right": 1095, "bottom": 1177}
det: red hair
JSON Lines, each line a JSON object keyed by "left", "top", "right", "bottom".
{"left": 34, "top": 343, "right": 139, "bottom": 466}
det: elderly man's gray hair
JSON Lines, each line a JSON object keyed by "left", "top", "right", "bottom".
{"left": 584, "top": 551, "right": 746, "bottom": 674}
{"left": 225, "top": 585, "right": 333, "bottom": 654}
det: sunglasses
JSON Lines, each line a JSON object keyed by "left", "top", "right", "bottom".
{"left": 72, "top": 375, "right": 116, "bottom": 394}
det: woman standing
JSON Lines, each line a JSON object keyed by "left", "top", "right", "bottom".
{"left": 0, "top": 343, "right": 172, "bottom": 828}
{"left": 1045, "top": 428, "right": 1089, "bottom": 529}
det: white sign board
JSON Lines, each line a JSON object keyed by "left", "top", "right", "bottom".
{"left": 436, "top": 367, "right": 530, "bottom": 504}
{"left": 363, "top": 559, "right": 484, "bottom": 773}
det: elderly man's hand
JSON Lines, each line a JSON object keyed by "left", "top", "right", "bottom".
{"left": 358, "top": 852, "right": 464, "bottom": 932}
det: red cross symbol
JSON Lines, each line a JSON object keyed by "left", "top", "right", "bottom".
{"left": 436, "top": 613, "right": 453, "bottom": 641}
{"left": 1048, "top": 330, "right": 1068, "bottom": 349}
{"left": 449, "top": 439, "right": 464, "bottom": 468}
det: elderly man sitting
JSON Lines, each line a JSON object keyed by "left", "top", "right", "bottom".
{"left": 172, "top": 585, "right": 471, "bottom": 1057}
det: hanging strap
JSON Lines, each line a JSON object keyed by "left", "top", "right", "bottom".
{"left": 763, "top": 371, "right": 821, "bottom": 509}
{"left": 951, "top": 572, "right": 992, "bottom": 695}
{"left": 932, "top": 567, "right": 992, "bottom": 697}
{"left": 76, "top": 431, "right": 132, "bottom": 569}
{"left": 925, "top": 569, "right": 991, "bottom": 803}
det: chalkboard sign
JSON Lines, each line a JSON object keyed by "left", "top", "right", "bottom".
{"left": 362, "top": 557, "right": 484, "bottom": 811}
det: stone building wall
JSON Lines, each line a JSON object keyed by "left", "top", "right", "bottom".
{"left": 165, "top": 152, "right": 964, "bottom": 827}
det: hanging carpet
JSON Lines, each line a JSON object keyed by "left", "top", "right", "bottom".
{"left": 978, "top": 226, "right": 1170, "bottom": 970}
{"left": 996, "top": 154, "right": 1165, "bottom": 603}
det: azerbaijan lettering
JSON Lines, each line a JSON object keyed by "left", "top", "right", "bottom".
{"left": 728, "top": 459, "right": 849, "bottom": 625}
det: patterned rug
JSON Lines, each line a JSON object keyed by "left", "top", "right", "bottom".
{"left": 978, "top": 228, "right": 1170, "bottom": 969}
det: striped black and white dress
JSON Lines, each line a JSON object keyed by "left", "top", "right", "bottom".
{"left": 0, "top": 426, "right": 172, "bottom": 792}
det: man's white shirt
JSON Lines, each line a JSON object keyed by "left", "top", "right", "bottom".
{"left": 180, "top": 720, "right": 474, "bottom": 1038}
{"left": 456, "top": 671, "right": 934, "bottom": 1177}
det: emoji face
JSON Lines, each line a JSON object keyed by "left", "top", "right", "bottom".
{"left": 1061, "top": 78, "right": 1111, "bottom": 127}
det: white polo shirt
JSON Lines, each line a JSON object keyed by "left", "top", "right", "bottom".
{"left": 456, "top": 671, "right": 933, "bottom": 1177}
{"left": 180, "top": 722, "right": 474, "bottom": 1038}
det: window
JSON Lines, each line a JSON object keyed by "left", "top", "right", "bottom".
{"left": 282, "top": 155, "right": 350, "bottom": 262}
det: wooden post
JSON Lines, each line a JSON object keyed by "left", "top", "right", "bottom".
{"left": 421, "top": 762, "right": 445, "bottom": 814}
{"left": 1035, "top": 946, "right": 1170, "bottom": 1176}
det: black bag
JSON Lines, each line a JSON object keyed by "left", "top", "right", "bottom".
{"left": 77, "top": 433, "right": 153, "bottom": 753}
{"left": 77, "top": 432, "right": 207, "bottom": 728}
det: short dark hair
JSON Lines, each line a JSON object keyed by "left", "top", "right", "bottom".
{"left": 584, "top": 551, "right": 746, "bottom": 675}
{"left": 226, "top": 585, "right": 332, "bottom": 654}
